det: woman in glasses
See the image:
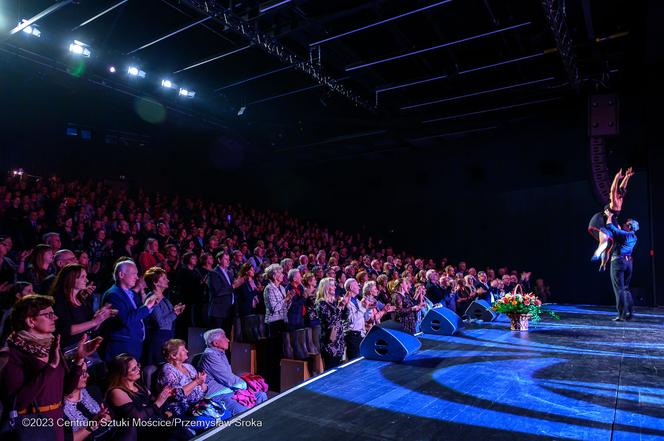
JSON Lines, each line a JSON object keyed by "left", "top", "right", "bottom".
{"left": 0, "top": 295, "right": 101, "bottom": 441}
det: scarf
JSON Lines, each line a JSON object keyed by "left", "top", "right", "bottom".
{"left": 7, "top": 330, "right": 54, "bottom": 358}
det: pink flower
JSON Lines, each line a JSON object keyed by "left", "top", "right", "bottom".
{"left": 524, "top": 300, "right": 530, "bottom": 306}
{"left": 535, "top": 300, "right": 542, "bottom": 306}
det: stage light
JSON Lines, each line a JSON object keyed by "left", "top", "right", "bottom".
{"left": 127, "top": 66, "right": 146, "bottom": 78}
{"left": 68, "top": 40, "right": 91, "bottom": 57}
{"left": 19, "top": 20, "right": 40, "bottom": 37}
{"left": 109, "top": 66, "right": 116, "bottom": 73}
{"left": 237, "top": 106, "right": 246, "bottom": 116}
{"left": 12, "top": 168, "right": 24, "bottom": 177}
{"left": 161, "top": 79, "right": 174, "bottom": 89}
{"left": 178, "top": 88, "right": 195, "bottom": 98}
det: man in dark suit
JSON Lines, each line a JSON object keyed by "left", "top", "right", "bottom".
{"left": 208, "top": 250, "right": 236, "bottom": 337}
{"left": 101, "top": 260, "right": 157, "bottom": 361}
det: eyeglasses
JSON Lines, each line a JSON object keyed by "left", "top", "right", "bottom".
{"left": 129, "top": 363, "right": 141, "bottom": 372}
{"left": 36, "top": 311, "right": 57, "bottom": 319}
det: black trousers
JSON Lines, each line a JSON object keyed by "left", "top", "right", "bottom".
{"left": 209, "top": 316, "right": 233, "bottom": 338}
{"left": 344, "top": 331, "right": 363, "bottom": 361}
{"left": 610, "top": 256, "right": 634, "bottom": 318}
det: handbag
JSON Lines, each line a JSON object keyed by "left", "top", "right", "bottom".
{"left": 187, "top": 398, "right": 231, "bottom": 433}
{"left": 0, "top": 394, "right": 56, "bottom": 441}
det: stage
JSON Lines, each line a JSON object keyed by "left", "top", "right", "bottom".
{"left": 196, "top": 305, "right": 664, "bottom": 441}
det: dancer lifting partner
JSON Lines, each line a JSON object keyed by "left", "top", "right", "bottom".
{"left": 588, "top": 167, "right": 634, "bottom": 271}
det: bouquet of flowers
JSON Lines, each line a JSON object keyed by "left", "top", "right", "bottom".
{"left": 492, "top": 285, "right": 559, "bottom": 322}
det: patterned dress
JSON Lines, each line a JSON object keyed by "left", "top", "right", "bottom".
{"left": 157, "top": 363, "right": 206, "bottom": 417}
{"left": 392, "top": 292, "right": 418, "bottom": 334}
{"left": 315, "top": 300, "right": 348, "bottom": 358}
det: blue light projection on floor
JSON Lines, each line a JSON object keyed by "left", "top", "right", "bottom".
{"left": 303, "top": 305, "right": 664, "bottom": 440}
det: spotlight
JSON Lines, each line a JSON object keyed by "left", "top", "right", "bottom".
{"left": 68, "top": 40, "right": 91, "bottom": 57}
{"left": 19, "top": 20, "right": 40, "bottom": 37}
{"left": 127, "top": 66, "right": 146, "bottom": 78}
{"left": 161, "top": 79, "right": 174, "bottom": 89}
{"left": 109, "top": 66, "right": 116, "bottom": 73}
{"left": 178, "top": 88, "right": 195, "bottom": 98}
{"left": 237, "top": 106, "right": 246, "bottom": 116}
{"left": 12, "top": 168, "right": 24, "bottom": 177}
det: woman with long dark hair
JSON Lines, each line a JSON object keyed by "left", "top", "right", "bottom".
{"left": 50, "top": 264, "right": 114, "bottom": 348}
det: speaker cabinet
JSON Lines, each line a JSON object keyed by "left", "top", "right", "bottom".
{"left": 421, "top": 307, "right": 463, "bottom": 335}
{"left": 465, "top": 299, "right": 498, "bottom": 322}
{"left": 588, "top": 94, "right": 619, "bottom": 136}
{"left": 360, "top": 321, "right": 421, "bottom": 362}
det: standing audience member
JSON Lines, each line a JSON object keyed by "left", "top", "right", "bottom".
{"left": 315, "top": 277, "right": 349, "bottom": 369}
{"left": 0, "top": 295, "right": 102, "bottom": 441}
{"left": 51, "top": 263, "right": 114, "bottom": 348}
{"left": 142, "top": 267, "right": 185, "bottom": 367}
{"left": 101, "top": 260, "right": 158, "bottom": 361}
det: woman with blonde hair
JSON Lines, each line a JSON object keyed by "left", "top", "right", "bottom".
{"left": 314, "top": 277, "right": 349, "bottom": 369}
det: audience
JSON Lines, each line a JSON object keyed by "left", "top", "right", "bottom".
{"left": 0, "top": 172, "right": 546, "bottom": 438}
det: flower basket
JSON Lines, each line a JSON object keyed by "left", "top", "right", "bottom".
{"left": 507, "top": 313, "right": 532, "bottom": 331}
{"left": 492, "top": 285, "right": 558, "bottom": 331}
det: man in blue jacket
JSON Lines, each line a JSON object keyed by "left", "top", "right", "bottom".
{"left": 102, "top": 260, "right": 158, "bottom": 361}
{"left": 605, "top": 211, "right": 639, "bottom": 321}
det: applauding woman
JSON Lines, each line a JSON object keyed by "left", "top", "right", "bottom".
{"left": 156, "top": 339, "right": 208, "bottom": 418}
{"left": 107, "top": 354, "right": 190, "bottom": 440}
{"left": 0, "top": 295, "right": 102, "bottom": 441}
{"left": 142, "top": 267, "right": 185, "bottom": 367}
{"left": 50, "top": 264, "right": 114, "bottom": 348}
{"left": 315, "top": 277, "right": 349, "bottom": 369}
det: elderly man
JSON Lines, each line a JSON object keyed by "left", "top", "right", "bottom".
{"left": 343, "top": 278, "right": 365, "bottom": 360}
{"left": 101, "top": 260, "right": 157, "bottom": 361}
{"left": 199, "top": 328, "right": 268, "bottom": 415}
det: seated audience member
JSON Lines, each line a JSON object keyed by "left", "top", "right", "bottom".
{"left": 156, "top": 339, "right": 208, "bottom": 418}
{"left": 106, "top": 354, "right": 191, "bottom": 440}
{"left": 315, "top": 277, "right": 349, "bottom": 369}
{"left": 63, "top": 362, "right": 115, "bottom": 441}
{"left": 0, "top": 295, "right": 101, "bottom": 441}
{"left": 51, "top": 263, "right": 114, "bottom": 348}
{"left": 143, "top": 267, "right": 185, "bottom": 366}
{"left": 198, "top": 329, "right": 267, "bottom": 416}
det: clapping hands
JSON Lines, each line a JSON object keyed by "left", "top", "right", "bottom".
{"left": 174, "top": 303, "right": 186, "bottom": 315}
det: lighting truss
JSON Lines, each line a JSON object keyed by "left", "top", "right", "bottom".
{"left": 181, "top": 0, "right": 373, "bottom": 111}
{"left": 541, "top": 0, "right": 579, "bottom": 89}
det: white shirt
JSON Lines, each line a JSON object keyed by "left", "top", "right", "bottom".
{"left": 345, "top": 297, "right": 367, "bottom": 336}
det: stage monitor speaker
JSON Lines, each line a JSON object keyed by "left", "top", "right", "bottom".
{"left": 465, "top": 299, "right": 498, "bottom": 322}
{"left": 588, "top": 94, "right": 619, "bottom": 136}
{"left": 360, "top": 321, "right": 421, "bottom": 362}
{"left": 420, "top": 307, "right": 462, "bottom": 335}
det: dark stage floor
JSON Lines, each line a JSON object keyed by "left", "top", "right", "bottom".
{"left": 195, "top": 305, "right": 664, "bottom": 441}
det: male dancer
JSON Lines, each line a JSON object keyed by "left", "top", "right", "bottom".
{"left": 605, "top": 210, "right": 639, "bottom": 321}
